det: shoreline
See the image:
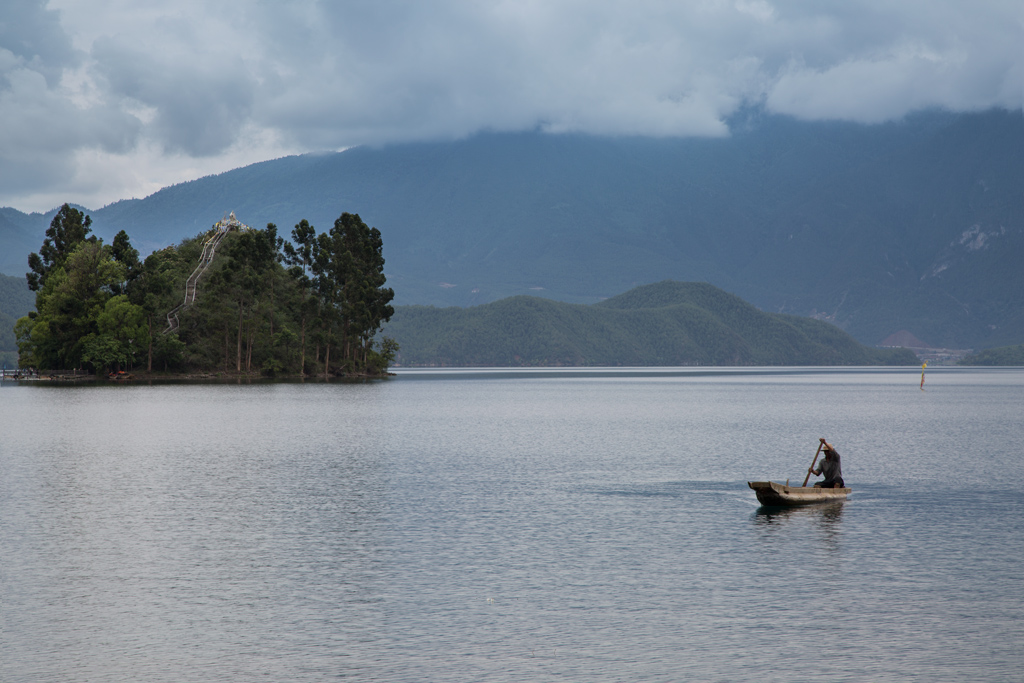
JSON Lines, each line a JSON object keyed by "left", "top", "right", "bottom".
{"left": 3, "top": 370, "right": 395, "bottom": 384}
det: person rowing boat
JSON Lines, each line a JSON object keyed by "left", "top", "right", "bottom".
{"left": 809, "top": 439, "right": 844, "bottom": 489}
{"left": 747, "top": 437, "right": 851, "bottom": 506}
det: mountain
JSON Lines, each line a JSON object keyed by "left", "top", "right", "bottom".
{"left": 0, "top": 208, "right": 50, "bottom": 277}
{"left": 0, "top": 272, "right": 35, "bottom": 361}
{"left": 2, "top": 107, "right": 1021, "bottom": 350}
{"left": 383, "top": 281, "right": 918, "bottom": 367}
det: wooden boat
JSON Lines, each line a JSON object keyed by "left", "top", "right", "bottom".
{"left": 747, "top": 481, "right": 850, "bottom": 506}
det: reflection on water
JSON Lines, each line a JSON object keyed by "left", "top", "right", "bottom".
{"left": 753, "top": 500, "right": 846, "bottom": 524}
{"left": 753, "top": 501, "right": 846, "bottom": 553}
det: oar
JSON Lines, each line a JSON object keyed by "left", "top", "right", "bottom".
{"left": 802, "top": 438, "right": 826, "bottom": 487}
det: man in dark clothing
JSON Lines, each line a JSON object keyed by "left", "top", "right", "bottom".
{"left": 810, "top": 441, "right": 845, "bottom": 488}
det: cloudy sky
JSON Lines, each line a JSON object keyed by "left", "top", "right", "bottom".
{"left": 2, "top": 0, "right": 1020, "bottom": 212}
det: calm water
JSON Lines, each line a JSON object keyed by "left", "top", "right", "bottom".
{"left": 2, "top": 367, "right": 1022, "bottom": 682}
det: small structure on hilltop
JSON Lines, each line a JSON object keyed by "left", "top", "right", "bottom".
{"left": 216, "top": 211, "right": 253, "bottom": 235}
{"left": 164, "top": 212, "right": 253, "bottom": 334}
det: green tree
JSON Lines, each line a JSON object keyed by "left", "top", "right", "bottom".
{"left": 14, "top": 315, "right": 45, "bottom": 369}
{"left": 311, "top": 213, "right": 395, "bottom": 375}
{"left": 152, "top": 332, "right": 187, "bottom": 371}
{"left": 283, "top": 219, "right": 319, "bottom": 375}
{"left": 335, "top": 213, "right": 395, "bottom": 370}
{"left": 311, "top": 230, "right": 341, "bottom": 377}
{"left": 26, "top": 204, "right": 96, "bottom": 291}
{"left": 110, "top": 230, "right": 142, "bottom": 296}
{"left": 208, "top": 225, "right": 282, "bottom": 373}
{"left": 366, "top": 336, "right": 400, "bottom": 375}
{"left": 80, "top": 295, "right": 150, "bottom": 372}
{"left": 131, "top": 248, "right": 183, "bottom": 371}
{"left": 18, "top": 241, "right": 126, "bottom": 370}
{"left": 282, "top": 219, "right": 317, "bottom": 276}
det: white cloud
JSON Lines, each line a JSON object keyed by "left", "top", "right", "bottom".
{"left": 0, "top": 0, "right": 1020, "bottom": 211}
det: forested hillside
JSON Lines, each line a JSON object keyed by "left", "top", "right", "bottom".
{"left": 3, "top": 108, "right": 1020, "bottom": 350}
{"left": 0, "top": 208, "right": 50, "bottom": 277}
{"left": 383, "top": 281, "right": 918, "bottom": 367}
{"left": 0, "top": 273, "right": 34, "bottom": 364}
{"left": 959, "top": 344, "right": 1024, "bottom": 366}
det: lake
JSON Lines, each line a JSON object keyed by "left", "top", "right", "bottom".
{"left": 2, "top": 367, "right": 1022, "bottom": 682}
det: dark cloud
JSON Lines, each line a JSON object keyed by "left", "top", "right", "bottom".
{"left": 0, "top": 0, "right": 77, "bottom": 87}
{"left": 238, "top": 0, "right": 1024, "bottom": 146}
{"left": 0, "top": 1, "right": 139, "bottom": 202}
{"left": 2, "top": 0, "right": 1021, "bottom": 210}
{"left": 93, "top": 36, "right": 256, "bottom": 156}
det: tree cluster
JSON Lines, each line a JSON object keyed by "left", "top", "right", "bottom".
{"left": 16, "top": 205, "right": 397, "bottom": 377}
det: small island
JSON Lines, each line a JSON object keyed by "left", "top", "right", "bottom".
{"left": 15, "top": 205, "right": 397, "bottom": 379}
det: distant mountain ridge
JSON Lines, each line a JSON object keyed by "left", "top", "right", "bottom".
{"left": 384, "top": 281, "right": 919, "bottom": 367}
{"left": 2, "top": 107, "right": 1021, "bottom": 350}
{"left": 0, "top": 272, "right": 35, "bottom": 361}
